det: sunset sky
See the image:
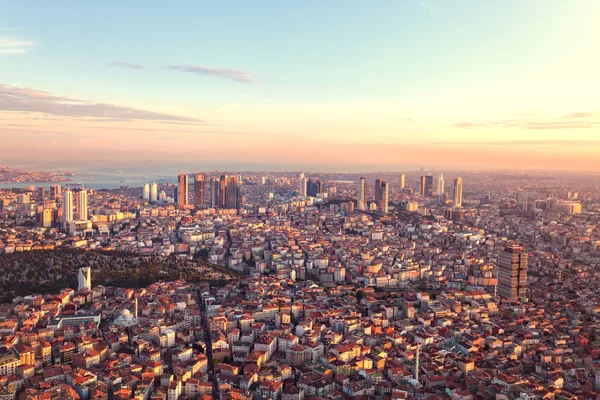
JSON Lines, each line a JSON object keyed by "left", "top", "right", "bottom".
{"left": 1, "top": 1, "right": 600, "bottom": 171}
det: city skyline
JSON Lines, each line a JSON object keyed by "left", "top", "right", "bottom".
{"left": 2, "top": 1, "right": 600, "bottom": 170}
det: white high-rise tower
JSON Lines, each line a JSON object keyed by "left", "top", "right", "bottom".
{"left": 62, "top": 188, "right": 73, "bottom": 227}
{"left": 437, "top": 173, "right": 445, "bottom": 195}
{"left": 453, "top": 177, "right": 463, "bottom": 208}
{"left": 77, "top": 188, "right": 88, "bottom": 220}
{"left": 357, "top": 177, "right": 366, "bottom": 211}
{"left": 399, "top": 174, "right": 405, "bottom": 190}
{"left": 78, "top": 267, "right": 91, "bottom": 291}
{"left": 150, "top": 183, "right": 158, "bottom": 202}
{"left": 143, "top": 183, "right": 150, "bottom": 201}
{"left": 299, "top": 173, "right": 307, "bottom": 197}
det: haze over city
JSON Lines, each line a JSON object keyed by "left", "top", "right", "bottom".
{"left": 2, "top": 1, "right": 600, "bottom": 171}
{"left": 3, "top": 3, "right": 600, "bottom": 400}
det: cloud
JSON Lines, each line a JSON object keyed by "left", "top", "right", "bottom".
{"left": 167, "top": 65, "right": 258, "bottom": 84}
{"left": 562, "top": 112, "right": 594, "bottom": 119}
{"left": 107, "top": 61, "right": 144, "bottom": 69}
{"left": 0, "top": 36, "right": 35, "bottom": 55}
{"left": 435, "top": 140, "right": 600, "bottom": 147}
{"left": 453, "top": 113, "right": 599, "bottom": 130}
{"left": 0, "top": 83, "right": 204, "bottom": 122}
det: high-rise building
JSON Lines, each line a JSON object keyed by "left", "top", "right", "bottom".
{"left": 37, "top": 186, "right": 45, "bottom": 200}
{"left": 211, "top": 177, "right": 220, "bottom": 208}
{"left": 177, "top": 173, "right": 189, "bottom": 209}
{"left": 41, "top": 208, "right": 53, "bottom": 228}
{"left": 453, "top": 177, "right": 463, "bottom": 208}
{"left": 298, "top": 173, "right": 307, "bottom": 197}
{"left": 78, "top": 267, "right": 92, "bottom": 291}
{"left": 497, "top": 243, "right": 528, "bottom": 300}
{"left": 420, "top": 175, "right": 433, "bottom": 196}
{"left": 437, "top": 173, "right": 444, "bottom": 195}
{"left": 150, "top": 183, "right": 158, "bottom": 202}
{"left": 399, "top": 174, "right": 405, "bottom": 190}
{"left": 194, "top": 173, "right": 206, "bottom": 208}
{"left": 50, "top": 184, "right": 61, "bottom": 200}
{"left": 225, "top": 175, "right": 240, "bottom": 209}
{"left": 76, "top": 188, "right": 88, "bottom": 220}
{"left": 307, "top": 179, "right": 321, "bottom": 198}
{"left": 159, "top": 190, "right": 167, "bottom": 203}
{"left": 143, "top": 183, "right": 150, "bottom": 201}
{"left": 62, "top": 188, "right": 73, "bottom": 227}
{"left": 375, "top": 179, "right": 389, "bottom": 215}
{"left": 357, "top": 177, "right": 366, "bottom": 211}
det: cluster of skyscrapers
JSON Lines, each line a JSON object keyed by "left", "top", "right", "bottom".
{"left": 170, "top": 172, "right": 241, "bottom": 210}
{"left": 61, "top": 186, "right": 89, "bottom": 227}
{"left": 142, "top": 183, "right": 159, "bottom": 203}
{"left": 298, "top": 173, "right": 322, "bottom": 198}
{"left": 418, "top": 173, "right": 462, "bottom": 208}
{"left": 356, "top": 177, "right": 389, "bottom": 215}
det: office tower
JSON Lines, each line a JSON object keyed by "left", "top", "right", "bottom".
{"left": 261, "top": 176, "right": 266, "bottom": 185}
{"left": 143, "top": 183, "right": 150, "bottom": 201}
{"left": 357, "top": 177, "right": 366, "bottom": 211}
{"left": 41, "top": 208, "right": 53, "bottom": 228}
{"left": 225, "top": 175, "right": 240, "bottom": 209}
{"left": 177, "top": 173, "right": 189, "bottom": 208}
{"left": 194, "top": 173, "right": 206, "bottom": 208}
{"left": 37, "top": 186, "right": 45, "bottom": 200}
{"left": 159, "top": 190, "right": 167, "bottom": 203}
{"left": 375, "top": 179, "right": 389, "bottom": 215}
{"left": 78, "top": 267, "right": 92, "bottom": 291}
{"left": 420, "top": 176, "right": 426, "bottom": 196}
{"left": 211, "top": 177, "right": 220, "bottom": 208}
{"left": 453, "top": 177, "right": 463, "bottom": 208}
{"left": 425, "top": 175, "right": 434, "bottom": 196}
{"left": 497, "top": 243, "right": 528, "bottom": 299}
{"left": 437, "top": 173, "right": 444, "bottom": 195}
{"left": 50, "top": 184, "right": 61, "bottom": 200}
{"left": 299, "top": 173, "right": 307, "bottom": 197}
{"left": 76, "top": 188, "right": 88, "bottom": 220}
{"left": 399, "top": 174, "right": 405, "bottom": 190}
{"left": 218, "top": 175, "right": 228, "bottom": 208}
{"left": 62, "top": 188, "right": 73, "bottom": 227}
{"left": 307, "top": 179, "right": 322, "bottom": 198}
{"left": 150, "top": 183, "right": 158, "bottom": 202}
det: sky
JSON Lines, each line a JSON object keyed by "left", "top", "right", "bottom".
{"left": 1, "top": 0, "right": 600, "bottom": 172}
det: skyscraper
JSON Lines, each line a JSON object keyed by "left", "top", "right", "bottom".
{"left": 225, "top": 175, "right": 240, "bottom": 209}
{"left": 143, "top": 183, "right": 150, "bottom": 201}
{"left": 399, "top": 174, "right": 405, "bottom": 190}
{"left": 299, "top": 173, "right": 307, "bottom": 197}
{"left": 307, "top": 179, "right": 321, "bottom": 197}
{"left": 50, "top": 184, "right": 61, "bottom": 200}
{"left": 76, "top": 188, "right": 88, "bottom": 220}
{"left": 177, "top": 173, "right": 189, "bottom": 209}
{"left": 437, "top": 173, "right": 444, "bottom": 195}
{"left": 150, "top": 183, "right": 158, "bottom": 202}
{"left": 211, "top": 177, "right": 220, "bottom": 208}
{"left": 62, "top": 188, "right": 73, "bottom": 227}
{"left": 497, "top": 243, "right": 528, "bottom": 300}
{"left": 375, "top": 179, "right": 389, "bottom": 215}
{"left": 78, "top": 267, "right": 92, "bottom": 291}
{"left": 453, "top": 177, "right": 463, "bottom": 208}
{"left": 37, "top": 186, "right": 45, "bottom": 201}
{"left": 420, "top": 175, "right": 433, "bottom": 197}
{"left": 357, "top": 177, "right": 366, "bottom": 211}
{"left": 194, "top": 173, "right": 206, "bottom": 208}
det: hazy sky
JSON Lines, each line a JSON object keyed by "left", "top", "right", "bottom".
{"left": 1, "top": 1, "right": 600, "bottom": 171}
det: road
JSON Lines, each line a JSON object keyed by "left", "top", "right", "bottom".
{"left": 196, "top": 288, "right": 220, "bottom": 400}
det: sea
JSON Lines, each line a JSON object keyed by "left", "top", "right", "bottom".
{"left": 1, "top": 161, "right": 420, "bottom": 190}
